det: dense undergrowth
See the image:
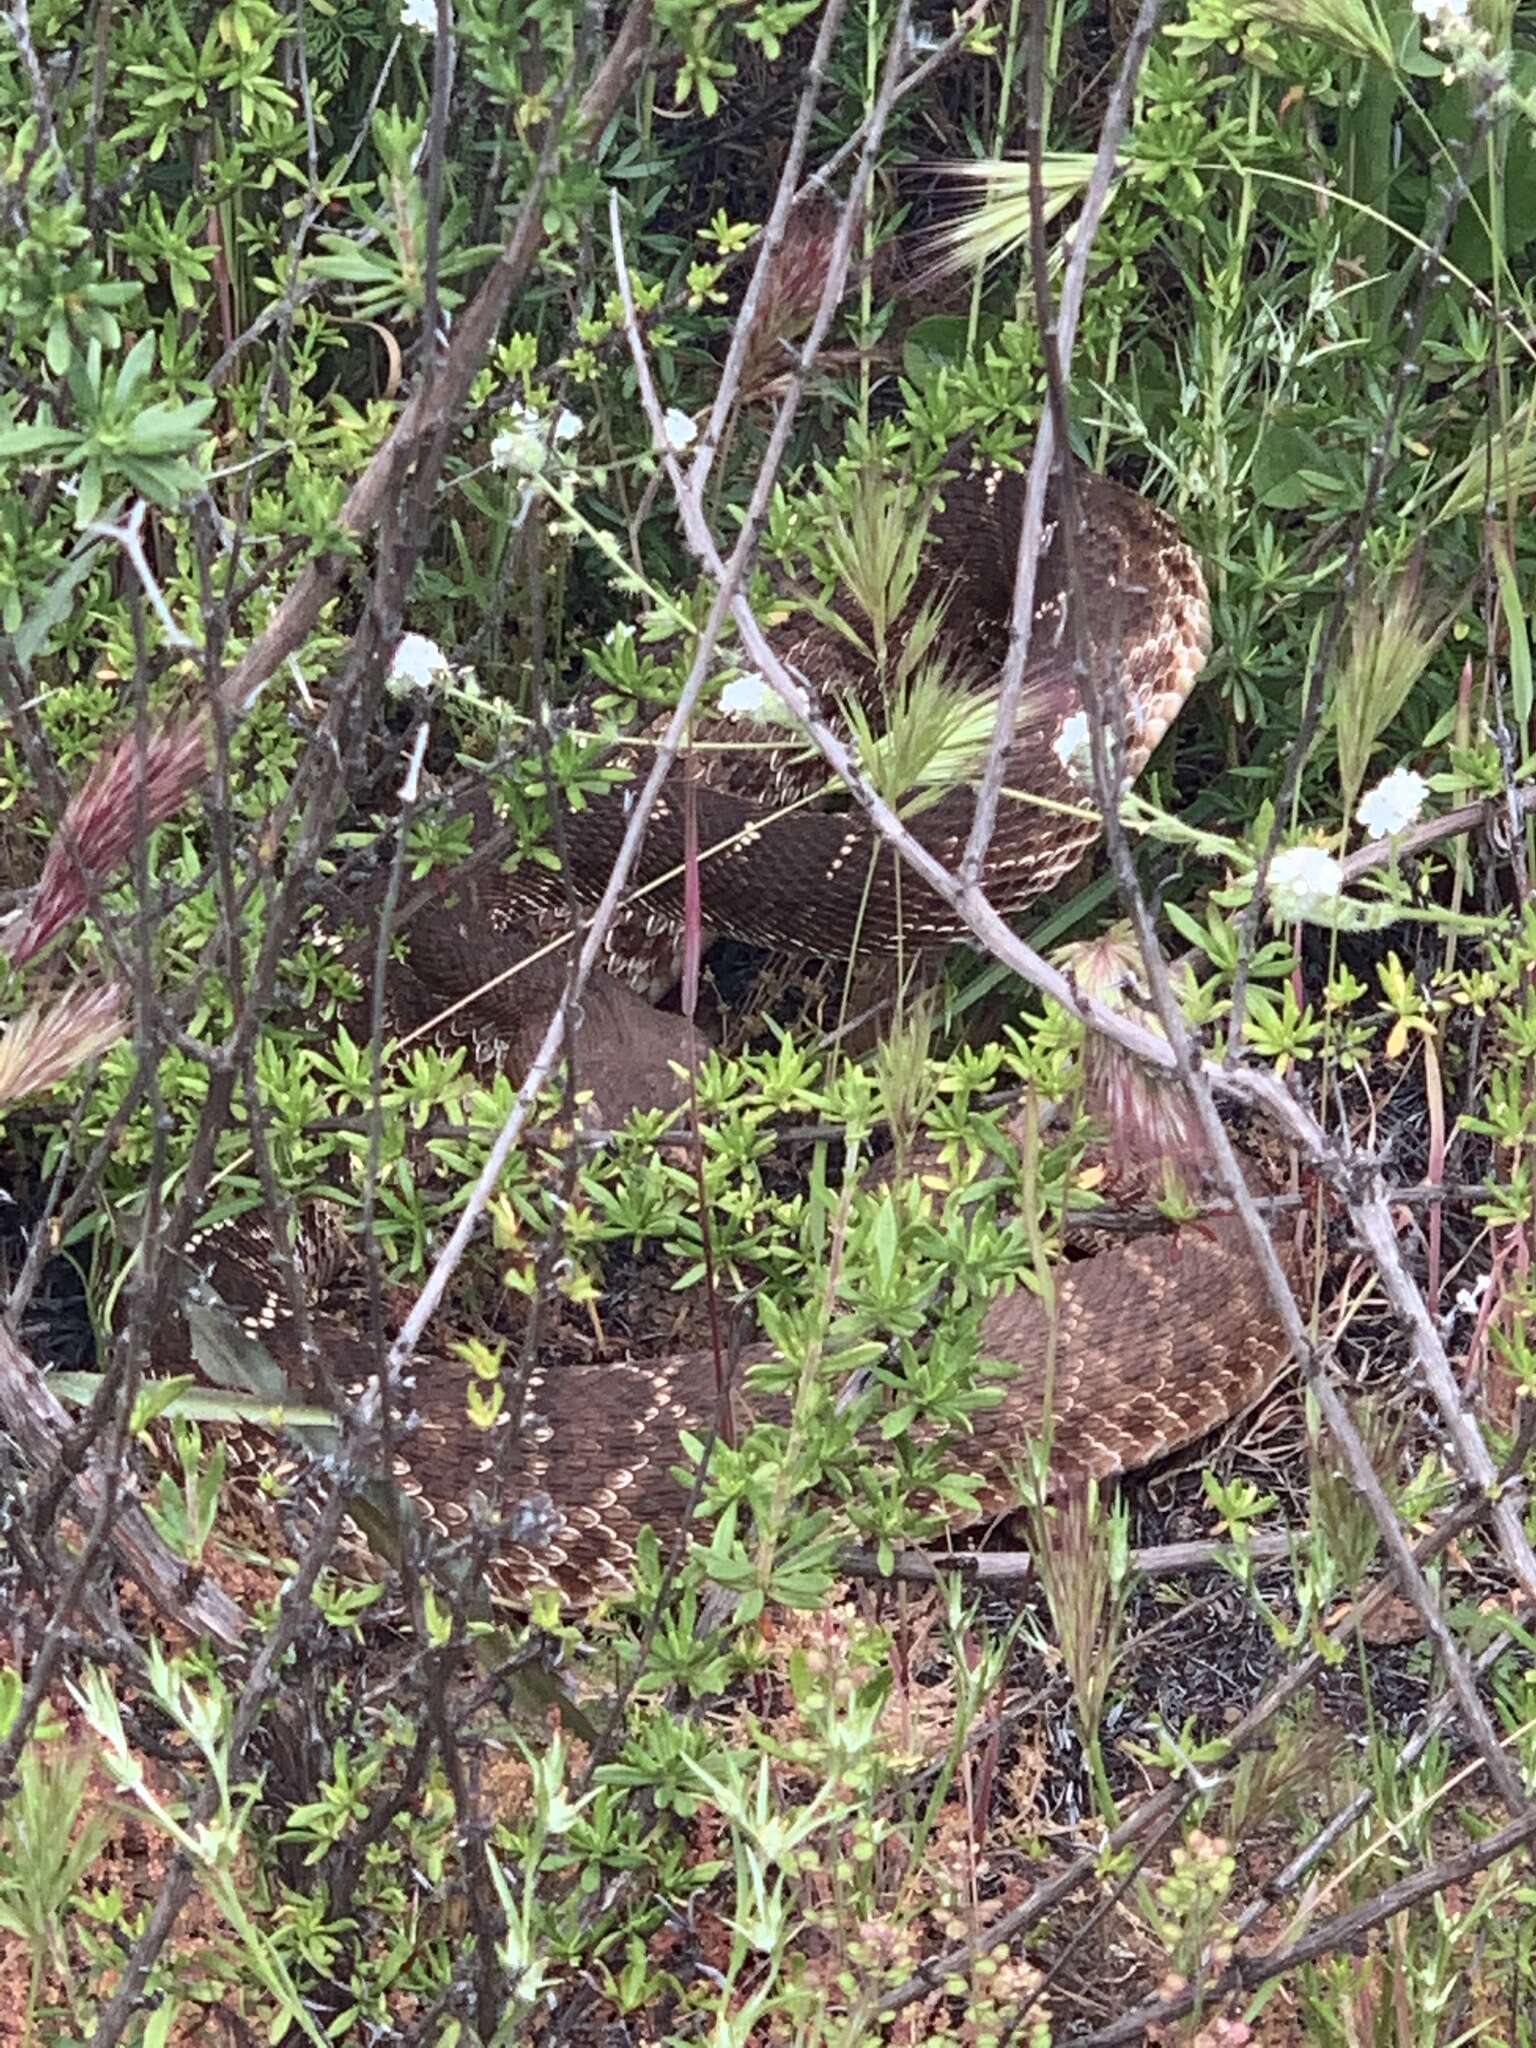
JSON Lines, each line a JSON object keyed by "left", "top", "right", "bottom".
{"left": 2, "top": 0, "right": 1536, "bottom": 2041}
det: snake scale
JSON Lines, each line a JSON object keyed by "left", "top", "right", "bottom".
{"left": 149, "top": 460, "right": 1296, "bottom": 1609}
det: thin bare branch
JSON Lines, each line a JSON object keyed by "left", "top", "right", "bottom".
{"left": 1015, "top": 0, "right": 1534, "bottom": 1817}
{"left": 957, "top": 0, "right": 1164, "bottom": 899}
{"left": 1225, "top": 78, "right": 1509, "bottom": 1052}
{"left": 384, "top": 12, "right": 910, "bottom": 1382}
{"left": 687, "top": 0, "right": 850, "bottom": 500}
{"left": 875, "top": 1475, "right": 1524, "bottom": 2021}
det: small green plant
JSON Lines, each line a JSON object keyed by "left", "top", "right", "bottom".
{"left": 0, "top": 1734, "right": 111, "bottom": 2041}
{"left": 143, "top": 1415, "right": 228, "bottom": 1568}
{"left": 1023, "top": 1475, "right": 1136, "bottom": 1819}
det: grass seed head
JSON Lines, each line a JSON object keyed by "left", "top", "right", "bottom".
{"left": 8, "top": 713, "right": 211, "bottom": 966}
{"left": 1058, "top": 927, "right": 1212, "bottom": 1182}
{"left": 0, "top": 982, "right": 127, "bottom": 1107}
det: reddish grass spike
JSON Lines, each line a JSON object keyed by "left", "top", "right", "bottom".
{"left": 1058, "top": 928, "right": 1213, "bottom": 1183}
{"left": 0, "top": 983, "right": 127, "bottom": 1106}
{"left": 7, "top": 713, "right": 211, "bottom": 966}
{"left": 741, "top": 194, "right": 845, "bottom": 391}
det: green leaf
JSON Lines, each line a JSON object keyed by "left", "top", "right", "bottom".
{"left": 9, "top": 536, "right": 106, "bottom": 671}
{"left": 308, "top": 236, "right": 401, "bottom": 285}
{"left": 45, "top": 315, "right": 73, "bottom": 378}
{"left": 0, "top": 420, "right": 78, "bottom": 459}
{"left": 49, "top": 1372, "right": 335, "bottom": 1432}
{"left": 869, "top": 1194, "right": 899, "bottom": 1292}
{"left": 1252, "top": 424, "right": 1334, "bottom": 510}
{"left": 902, "top": 314, "right": 976, "bottom": 380}
{"left": 1491, "top": 530, "right": 1532, "bottom": 732}
{"left": 124, "top": 397, "right": 215, "bottom": 456}
{"left": 113, "top": 330, "right": 157, "bottom": 408}
{"left": 131, "top": 1374, "right": 198, "bottom": 1432}
{"left": 1163, "top": 898, "right": 1211, "bottom": 955}
{"left": 75, "top": 457, "right": 104, "bottom": 527}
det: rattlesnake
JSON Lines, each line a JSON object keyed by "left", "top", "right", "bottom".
{"left": 138, "top": 458, "right": 1300, "bottom": 1607}
{"left": 410, "top": 463, "right": 1210, "bottom": 966}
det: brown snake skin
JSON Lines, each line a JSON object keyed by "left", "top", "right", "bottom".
{"left": 147, "top": 459, "right": 1297, "bottom": 1609}
{"left": 158, "top": 1193, "right": 1295, "bottom": 1608}
{"left": 434, "top": 464, "right": 1211, "bottom": 965}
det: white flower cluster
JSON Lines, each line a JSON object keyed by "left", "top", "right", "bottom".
{"left": 388, "top": 633, "right": 451, "bottom": 693}
{"left": 1051, "top": 713, "right": 1120, "bottom": 784}
{"left": 1052, "top": 711, "right": 1093, "bottom": 781}
{"left": 1410, "top": 0, "right": 1498, "bottom": 83}
{"left": 388, "top": 632, "right": 479, "bottom": 702}
{"left": 662, "top": 407, "right": 697, "bottom": 453}
{"left": 490, "top": 403, "right": 583, "bottom": 478}
{"left": 1268, "top": 844, "right": 1344, "bottom": 923}
{"left": 718, "top": 671, "right": 771, "bottom": 716}
{"left": 400, "top": 0, "right": 440, "bottom": 31}
{"left": 1411, "top": 0, "right": 1469, "bottom": 32}
{"left": 1355, "top": 764, "right": 1428, "bottom": 841}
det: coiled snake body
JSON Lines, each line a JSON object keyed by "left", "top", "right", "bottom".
{"left": 418, "top": 465, "right": 1211, "bottom": 971}
{"left": 157, "top": 461, "right": 1296, "bottom": 1608}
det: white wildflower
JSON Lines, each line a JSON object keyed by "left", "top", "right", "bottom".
{"left": 1356, "top": 765, "right": 1428, "bottom": 841}
{"left": 1455, "top": 1273, "right": 1490, "bottom": 1317}
{"left": 1412, "top": 0, "right": 1468, "bottom": 28}
{"left": 491, "top": 403, "right": 581, "bottom": 476}
{"left": 389, "top": 633, "right": 453, "bottom": 697}
{"left": 719, "top": 672, "right": 772, "bottom": 717}
{"left": 400, "top": 0, "right": 439, "bottom": 31}
{"left": 662, "top": 407, "right": 697, "bottom": 452}
{"left": 1052, "top": 711, "right": 1093, "bottom": 782}
{"left": 1268, "top": 844, "right": 1344, "bottom": 922}
{"left": 490, "top": 403, "right": 547, "bottom": 476}
{"left": 1441, "top": 1270, "right": 1490, "bottom": 1340}
{"left": 1410, "top": 0, "right": 1489, "bottom": 73}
